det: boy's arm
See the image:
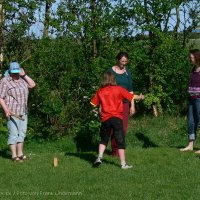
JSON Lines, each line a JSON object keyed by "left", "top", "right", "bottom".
{"left": 120, "top": 88, "right": 144, "bottom": 116}
{"left": 90, "top": 92, "right": 99, "bottom": 107}
{"left": 134, "top": 93, "right": 144, "bottom": 100}
{"left": 120, "top": 87, "right": 144, "bottom": 101}
{"left": 130, "top": 93, "right": 144, "bottom": 115}
{"left": 90, "top": 101, "right": 97, "bottom": 107}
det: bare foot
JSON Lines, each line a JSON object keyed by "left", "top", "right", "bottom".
{"left": 180, "top": 146, "right": 193, "bottom": 152}
{"left": 195, "top": 150, "right": 200, "bottom": 154}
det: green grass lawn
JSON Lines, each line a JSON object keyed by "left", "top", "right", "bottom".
{"left": 1, "top": 115, "right": 200, "bottom": 200}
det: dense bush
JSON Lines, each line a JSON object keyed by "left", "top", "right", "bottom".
{"left": 1, "top": 0, "right": 200, "bottom": 140}
{"left": 0, "top": 34, "right": 194, "bottom": 139}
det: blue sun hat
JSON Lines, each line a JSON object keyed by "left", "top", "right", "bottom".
{"left": 9, "top": 62, "right": 21, "bottom": 73}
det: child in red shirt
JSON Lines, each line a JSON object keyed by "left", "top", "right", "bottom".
{"left": 91, "top": 72, "right": 144, "bottom": 169}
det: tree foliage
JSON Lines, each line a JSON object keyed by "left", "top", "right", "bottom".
{"left": 0, "top": 0, "right": 200, "bottom": 138}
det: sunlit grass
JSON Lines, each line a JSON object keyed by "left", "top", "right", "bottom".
{"left": 0, "top": 115, "right": 200, "bottom": 200}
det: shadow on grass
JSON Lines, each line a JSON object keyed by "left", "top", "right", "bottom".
{"left": 73, "top": 133, "right": 98, "bottom": 152}
{"left": 0, "top": 147, "right": 11, "bottom": 160}
{"left": 135, "top": 132, "right": 158, "bottom": 148}
{"left": 65, "top": 152, "right": 119, "bottom": 168}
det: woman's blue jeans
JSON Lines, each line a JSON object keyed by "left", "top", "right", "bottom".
{"left": 188, "top": 98, "right": 200, "bottom": 141}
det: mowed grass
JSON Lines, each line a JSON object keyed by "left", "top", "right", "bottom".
{"left": 1, "top": 115, "right": 200, "bottom": 200}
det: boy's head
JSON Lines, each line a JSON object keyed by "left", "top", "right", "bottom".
{"left": 101, "top": 72, "right": 117, "bottom": 87}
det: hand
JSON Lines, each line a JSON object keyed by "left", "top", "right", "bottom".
{"left": 139, "top": 93, "right": 144, "bottom": 100}
{"left": 130, "top": 105, "right": 136, "bottom": 116}
{"left": 19, "top": 67, "right": 26, "bottom": 76}
{"left": 5, "top": 109, "right": 12, "bottom": 118}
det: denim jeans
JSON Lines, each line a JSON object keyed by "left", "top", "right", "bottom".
{"left": 7, "top": 114, "right": 28, "bottom": 145}
{"left": 188, "top": 98, "right": 200, "bottom": 141}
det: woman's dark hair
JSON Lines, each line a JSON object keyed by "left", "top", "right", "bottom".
{"left": 116, "top": 51, "right": 129, "bottom": 61}
{"left": 190, "top": 49, "right": 200, "bottom": 66}
{"left": 101, "top": 71, "right": 117, "bottom": 87}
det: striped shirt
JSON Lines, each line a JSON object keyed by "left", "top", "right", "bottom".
{"left": 0, "top": 76, "right": 29, "bottom": 115}
{"left": 188, "top": 71, "right": 200, "bottom": 96}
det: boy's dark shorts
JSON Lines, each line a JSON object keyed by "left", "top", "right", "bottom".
{"left": 100, "top": 117, "right": 125, "bottom": 149}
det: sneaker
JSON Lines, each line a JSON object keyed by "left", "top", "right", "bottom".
{"left": 121, "top": 164, "right": 133, "bottom": 169}
{"left": 94, "top": 157, "right": 102, "bottom": 166}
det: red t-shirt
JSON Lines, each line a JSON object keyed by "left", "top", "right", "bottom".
{"left": 90, "top": 85, "right": 134, "bottom": 122}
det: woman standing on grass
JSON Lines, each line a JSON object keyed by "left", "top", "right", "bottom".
{"left": 180, "top": 49, "right": 200, "bottom": 152}
{"left": 107, "top": 52, "right": 142, "bottom": 156}
{"left": 0, "top": 61, "right": 36, "bottom": 162}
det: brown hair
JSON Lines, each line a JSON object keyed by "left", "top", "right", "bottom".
{"left": 101, "top": 71, "right": 117, "bottom": 87}
{"left": 116, "top": 51, "right": 129, "bottom": 61}
{"left": 190, "top": 49, "right": 200, "bottom": 66}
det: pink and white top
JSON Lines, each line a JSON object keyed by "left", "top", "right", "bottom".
{"left": 0, "top": 76, "right": 29, "bottom": 115}
{"left": 188, "top": 71, "right": 200, "bottom": 97}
